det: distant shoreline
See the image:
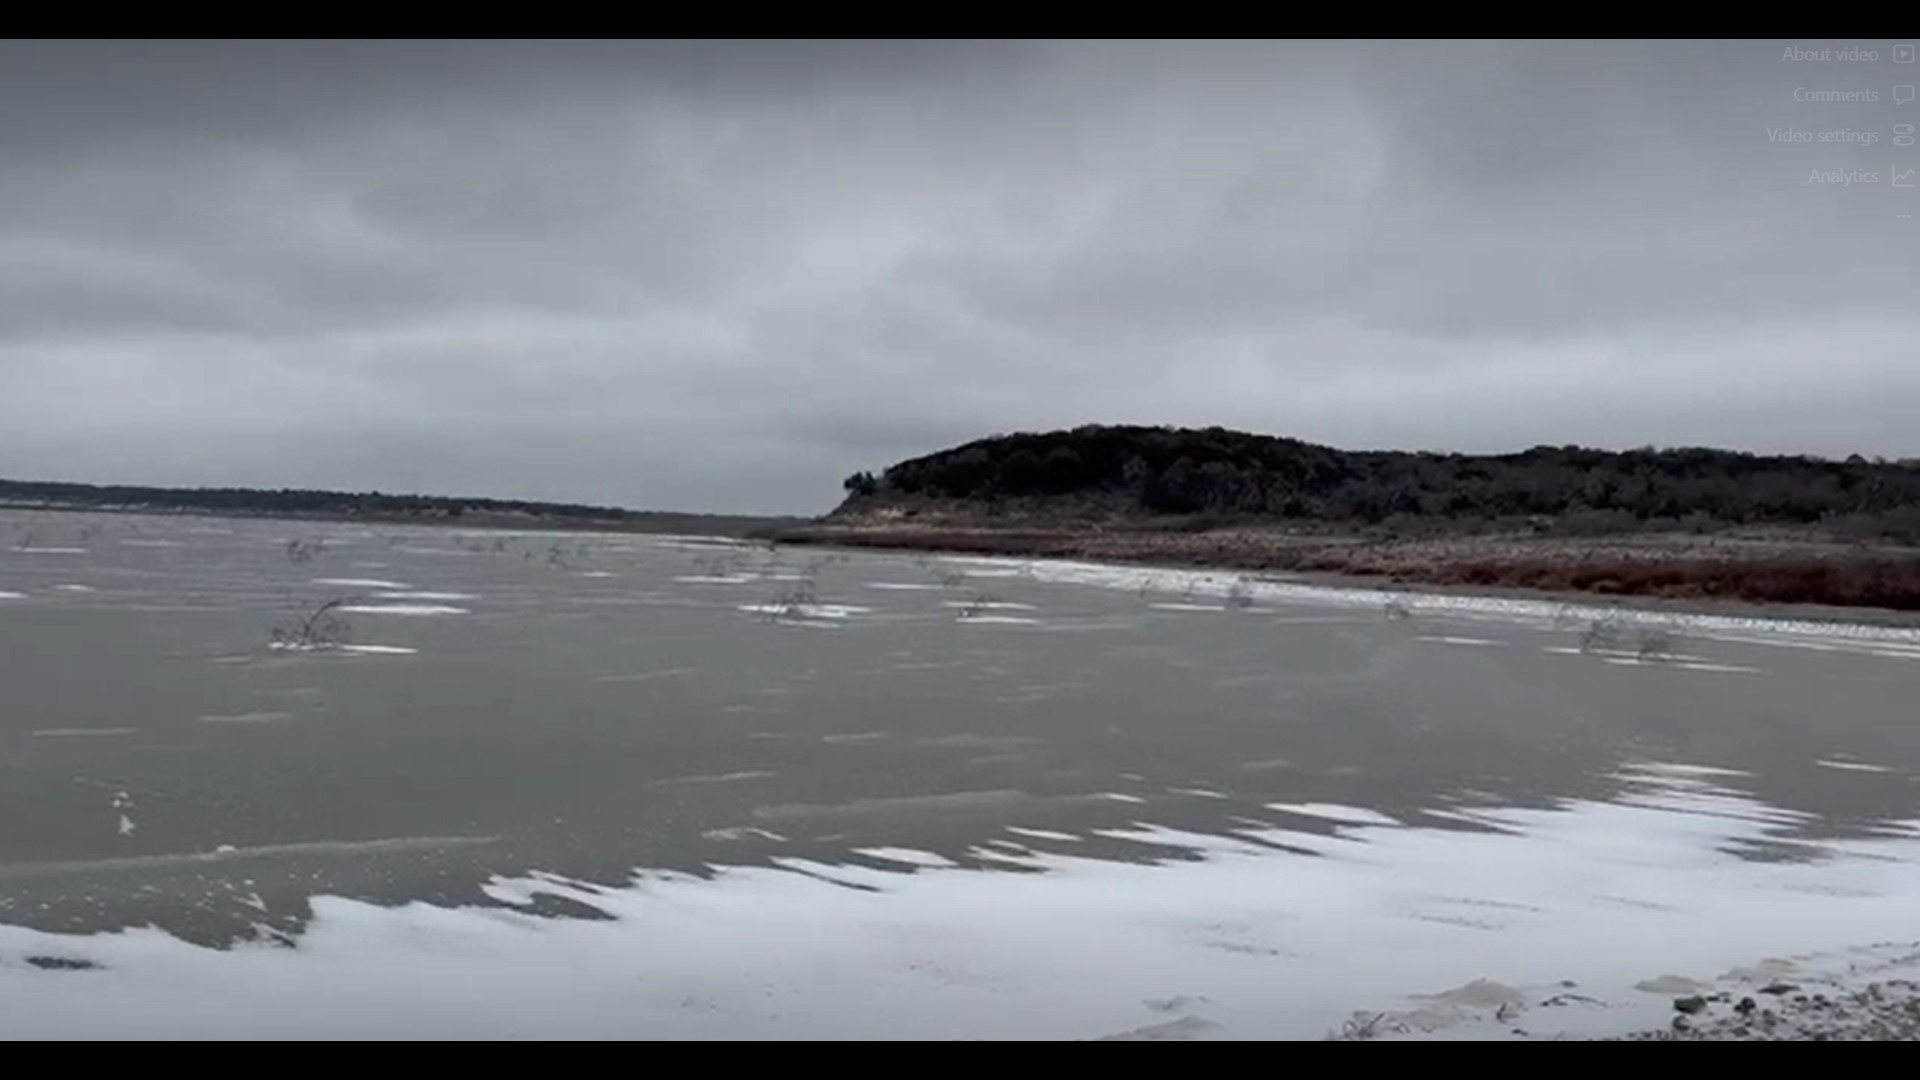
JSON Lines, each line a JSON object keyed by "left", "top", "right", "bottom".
{"left": 768, "top": 519, "right": 1920, "bottom": 622}
{"left": 0, "top": 500, "right": 803, "bottom": 540}
{"left": 14, "top": 498, "right": 1920, "bottom": 624}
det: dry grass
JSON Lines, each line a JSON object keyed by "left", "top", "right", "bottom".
{"left": 1425, "top": 556, "right": 1920, "bottom": 611}
{"left": 771, "top": 523, "right": 1920, "bottom": 614}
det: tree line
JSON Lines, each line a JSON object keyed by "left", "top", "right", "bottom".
{"left": 839, "top": 425, "right": 1920, "bottom": 540}
{"left": 0, "top": 478, "right": 636, "bottom": 520}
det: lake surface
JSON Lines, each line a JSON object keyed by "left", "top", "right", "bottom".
{"left": 4, "top": 507, "right": 1920, "bottom": 1039}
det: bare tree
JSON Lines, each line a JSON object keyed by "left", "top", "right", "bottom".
{"left": 1548, "top": 603, "right": 1584, "bottom": 631}
{"left": 270, "top": 597, "right": 355, "bottom": 651}
{"left": 762, "top": 581, "right": 819, "bottom": 624}
{"left": 285, "top": 538, "right": 325, "bottom": 565}
{"left": 1578, "top": 616, "right": 1624, "bottom": 654}
{"left": 1634, "top": 625, "right": 1677, "bottom": 662}
{"left": 956, "top": 591, "right": 1000, "bottom": 620}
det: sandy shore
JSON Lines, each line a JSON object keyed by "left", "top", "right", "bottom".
{"left": 771, "top": 520, "right": 1920, "bottom": 622}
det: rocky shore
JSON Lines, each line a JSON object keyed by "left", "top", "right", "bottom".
{"left": 1329, "top": 942, "right": 1920, "bottom": 1041}
{"left": 1616, "top": 979, "right": 1920, "bottom": 1041}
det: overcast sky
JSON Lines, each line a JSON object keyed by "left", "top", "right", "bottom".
{"left": 1, "top": 40, "right": 1913, "bottom": 514}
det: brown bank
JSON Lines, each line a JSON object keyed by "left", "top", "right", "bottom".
{"left": 796, "top": 425, "right": 1920, "bottom": 618}
{"left": 768, "top": 517, "right": 1920, "bottom": 618}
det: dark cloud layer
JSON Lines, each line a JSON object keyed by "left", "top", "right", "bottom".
{"left": 1, "top": 40, "right": 1912, "bottom": 514}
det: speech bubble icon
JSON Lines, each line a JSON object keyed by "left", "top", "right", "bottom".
{"left": 1897, "top": 85, "right": 1917, "bottom": 104}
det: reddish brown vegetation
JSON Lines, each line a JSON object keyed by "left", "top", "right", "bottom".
{"left": 1423, "top": 557, "right": 1920, "bottom": 611}
{"left": 771, "top": 524, "right": 1920, "bottom": 613}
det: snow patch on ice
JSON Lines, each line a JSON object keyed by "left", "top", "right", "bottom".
{"left": 737, "top": 603, "right": 871, "bottom": 619}
{"left": 197, "top": 712, "right": 295, "bottom": 726}
{"left": 1006, "top": 827, "right": 1083, "bottom": 843}
{"left": 1266, "top": 802, "right": 1401, "bottom": 827}
{"left": 7, "top": 765, "right": 1920, "bottom": 1039}
{"left": 647, "top": 771, "right": 776, "bottom": 788}
{"left": 852, "top": 848, "right": 960, "bottom": 869}
{"left": 999, "top": 556, "right": 1920, "bottom": 648}
{"left": 941, "top": 600, "right": 1038, "bottom": 611}
{"left": 1815, "top": 759, "right": 1894, "bottom": 774}
{"left": 593, "top": 668, "right": 697, "bottom": 684}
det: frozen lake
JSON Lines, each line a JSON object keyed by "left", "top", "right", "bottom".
{"left": 4, "top": 507, "right": 1920, "bottom": 1039}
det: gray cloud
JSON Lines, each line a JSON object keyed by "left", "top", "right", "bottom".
{"left": 1, "top": 39, "right": 1912, "bottom": 514}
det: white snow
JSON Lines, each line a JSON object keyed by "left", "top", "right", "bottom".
{"left": 646, "top": 771, "right": 776, "bottom": 787}
{"left": 941, "top": 600, "right": 1038, "bottom": 611}
{"left": 6, "top": 762, "right": 1920, "bottom": 1039}
{"left": 1005, "top": 827, "right": 1083, "bottom": 843}
{"left": 852, "top": 848, "right": 961, "bottom": 869}
{"left": 336, "top": 604, "right": 468, "bottom": 616}
{"left": 1815, "top": 759, "right": 1895, "bottom": 774}
{"left": 593, "top": 668, "right": 697, "bottom": 684}
{"left": 737, "top": 603, "right": 871, "bottom": 620}
{"left": 197, "top": 712, "right": 295, "bottom": 726}
{"left": 996, "top": 556, "right": 1920, "bottom": 649}
{"left": 1265, "top": 802, "right": 1402, "bottom": 827}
